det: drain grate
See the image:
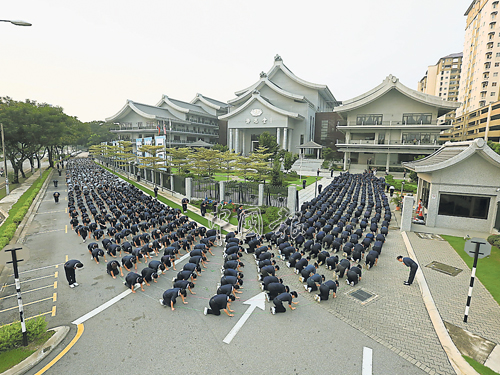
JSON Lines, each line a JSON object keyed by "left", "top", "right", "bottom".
{"left": 426, "top": 261, "right": 463, "bottom": 277}
{"left": 347, "top": 288, "right": 378, "bottom": 304}
{"left": 415, "top": 232, "right": 444, "bottom": 241}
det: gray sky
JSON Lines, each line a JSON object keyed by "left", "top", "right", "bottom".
{"left": 2, "top": 0, "right": 471, "bottom": 122}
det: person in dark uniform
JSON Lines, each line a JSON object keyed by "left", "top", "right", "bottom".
{"left": 53, "top": 192, "right": 60, "bottom": 203}
{"left": 346, "top": 264, "right": 362, "bottom": 286}
{"left": 154, "top": 186, "right": 159, "bottom": 199}
{"left": 53, "top": 179, "right": 58, "bottom": 187}
{"left": 64, "top": 259, "right": 83, "bottom": 288}
{"left": 124, "top": 272, "right": 144, "bottom": 293}
{"left": 365, "top": 250, "right": 379, "bottom": 269}
{"left": 266, "top": 283, "right": 289, "bottom": 301}
{"left": 397, "top": 255, "right": 418, "bottom": 285}
{"left": 121, "top": 254, "right": 137, "bottom": 271}
{"left": 106, "top": 260, "right": 123, "bottom": 279}
{"left": 204, "top": 294, "right": 235, "bottom": 316}
{"left": 159, "top": 288, "right": 187, "bottom": 311}
{"left": 271, "top": 291, "right": 298, "bottom": 314}
{"left": 200, "top": 200, "right": 207, "bottom": 217}
{"left": 181, "top": 197, "right": 189, "bottom": 213}
{"left": 315, "top": 280, "right": 339, "bottom": 302}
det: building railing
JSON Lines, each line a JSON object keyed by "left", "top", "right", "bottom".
{"left": 110, "top": 126, "right": 218, "bottom": 136}
{"left": 336, "top": 120, "right": 451, "bottom": 126}
{"left": 336, "top": 139, "right": 440, "bottom": 146}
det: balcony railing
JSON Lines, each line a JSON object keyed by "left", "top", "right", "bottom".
{"left": 336, "top": 120, "right": 450, "bottom": 126}
{"left": 337, "top": 139, "right": 440, "bottom": 146}
{"left": 110, "top": 125, "right": 218, "bottom": 136}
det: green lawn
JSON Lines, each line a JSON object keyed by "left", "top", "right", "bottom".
{"left": 285, "top": 175, "right": 317, "bottom": 190}
{"left": 463, "top": 355, "right": 498, "bottom": 375}
{"left": 442, "top": 235, "right": 500, "bottom": 305}
{"left": 0, "top": 330, "right": 54, "bottom": 373}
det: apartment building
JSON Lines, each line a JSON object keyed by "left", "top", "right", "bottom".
{"left": 457, "top": 0, "right": 500, "bottom": 117}
{"left": 441, "top": 99, "right": 500, "bottom": 141}
{"left": 418, "top": 53, "right": 463, "bottom": 105}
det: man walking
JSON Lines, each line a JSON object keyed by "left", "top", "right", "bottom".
{"left": 64, "top": 259, "right": 83, "bottom": 288}
{"left": 397, "top": 255, "right": 418, "bottom": 286}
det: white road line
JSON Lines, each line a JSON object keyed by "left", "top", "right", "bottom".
{"left": 0, "top": 284, "right": 54, "bottom": 301}
{"left": 362, "top": 347, "right": 373, "bottom": 375}
{"left": 72, "top": 289, "right": 132, "bottom": 325}
{"left": 5, "top": 273, "right": 56, "bottom": 287}
{"left": 71, "top": 252, "right": 191, "bottom": 325}
{"left": 15, "top": 263, "right": 63, "bottom": 275}
{"left": 29, "top": 228, "right": 66, "bottom": 235}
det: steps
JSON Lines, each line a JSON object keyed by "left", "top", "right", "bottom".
{"left": 291, "top": 158, "right": 324, "bottom": 174}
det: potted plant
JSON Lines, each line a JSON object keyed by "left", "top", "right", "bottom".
{"left": 391, "top": 194, "right": 402, "bottom": 211}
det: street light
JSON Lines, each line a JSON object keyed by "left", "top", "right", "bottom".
{"left": 0, "top": 19, "right": 32, "bottom": 193}
{"left": 0, "top": 20, "right": 32, "bottom": 26}
{"left": 1, "top": 123, "right": 9, "bottom": 195}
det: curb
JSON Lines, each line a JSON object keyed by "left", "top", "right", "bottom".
{"left": 401, "top": 231, "right": 479, "bottom": 375}
{"left": 1, "top": 325, "right": 70, "bottom": 375}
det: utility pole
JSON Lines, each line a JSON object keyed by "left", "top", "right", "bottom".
{"left": 1, "top": 123, "right": 10, "bottom": 195}
{"left": 6, "top": 247, "right": 27, "bottom": 346}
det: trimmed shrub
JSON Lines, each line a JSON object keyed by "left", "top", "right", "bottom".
{"left": 0, "top": 317, "right": 47, "bottom": 352}
{"left": 487, "top": 234, "right": 500, "bottom": 248}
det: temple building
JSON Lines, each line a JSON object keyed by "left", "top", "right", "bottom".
{"left": 334, "top": 75, "right": 461, "bottom": 170}
{"left": 219, "top": 55, "right": 341, "bottom": 155}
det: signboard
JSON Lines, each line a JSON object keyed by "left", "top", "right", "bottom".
{"left": 464, "top": 237, "right": 491, "bottom": 259}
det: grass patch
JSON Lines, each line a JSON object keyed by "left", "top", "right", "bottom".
{"left": 463, "top": 355, "right": 498, "bottom": 375}
{"left": 442, "top": 235, "right": 500, "bottom": 305}
{"left": 0, "top": 330, "right": 54, "bottom": 373}
{"left": 385, "top": 174, "right": 417, "bottom": 194}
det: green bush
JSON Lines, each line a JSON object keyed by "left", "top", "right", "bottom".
{"left": 385, "top": 174, "right": 417, "bottom": 194}
{"left": 0, "top": 317, "right": 47, "bottom": 352}
{"left": 487, "top": 234, "right": 500, "bottom": 248}
{"left": 0, "top": 237, "right": 10, "bottom": 249}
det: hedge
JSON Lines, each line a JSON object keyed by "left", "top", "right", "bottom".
{"left": 487, "top": 234, "right": 500, "bottom": 248}
{"left": 0, "top": 169, "right": 51, "bottom": 250}
{"left": 385, "top": 174, "right": 417, "bottom": 194}
{"left": 0, "top": 317, "right": 47, "bottom": 352}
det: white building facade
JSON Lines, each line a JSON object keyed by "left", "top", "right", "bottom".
{"left": 335, "top": 75, "right": 461, "bottom": 170}
{"left": 219, "top": 55, "right": 338, "bottom": 155}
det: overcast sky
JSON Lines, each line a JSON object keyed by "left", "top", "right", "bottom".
{"left": 2, "top": 0, "right": 471, "bottom": 122}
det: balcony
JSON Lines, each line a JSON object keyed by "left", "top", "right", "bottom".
{"left": 337, "top": 139, "right": 439, "bottom": 146}
{"left": 109, "top": 124, "right": 218, "bottom": 137}
{"left": 337, "top": 119, "right": 447, "bottom": 127}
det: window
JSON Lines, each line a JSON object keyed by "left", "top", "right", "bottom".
{"left": 495, "top": 73, "right": 499, "bottom": 77}
{"left": 356, "top": 114, "right": 383, "bottom": 125}
{"left": 320, "top": 120, "right": 329, "bottom": 140}
{"left": 492, "top": 92, "right": 497, "bottom": 96}
{"left": 438, "top": 194, "right": 490, "bottom": 219}
{"left": 493, "top": 82, "right": 498, "bottom": 86}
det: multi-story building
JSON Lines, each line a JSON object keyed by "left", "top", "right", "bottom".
{"left": 457, "top": 0, "right": 500, "bottom": 117}
{"left": 105, "top": 93, "right": 229, "bottom": 153}
{"left": 418, "top": 53, "right": 462, "bottom": 124}
{"left": 335, "top": 75, "right": 460, "bottom": 170}
{"left": 219, "top": 55, "right": 342, "bottom": 156}
{"left": 441, "top": 99, "right": 500, "bottom": 141}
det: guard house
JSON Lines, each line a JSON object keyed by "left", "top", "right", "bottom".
{"left": 334, "top": 75, "right": 460, "bottom": 170}
{"left": 219, "top": 54, "right": 339, "bottom": 155}
{"left": 403, "top": 138, "right": 500, "bottom": 233}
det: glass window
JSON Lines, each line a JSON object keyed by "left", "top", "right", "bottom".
{"left": 320, "top": 120, "right": 329, "bottom": 140}
{"left": 421, "top": 180, "right": 430, "bottom": 208}
{"left": 356, "top": 114, "right": 383, "bottom": 125}
{"left": 402, "top": 113, "right": 432, "bottom": 124}
{"left": 438, "top": 194, "right": 490, "bottom": 219}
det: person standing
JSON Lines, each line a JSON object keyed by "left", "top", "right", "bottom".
{"left": 200, "top": 200, "right": 207, "bottom": 217}
{"left": 181, "top": 197, "right": 189, "bottom": 213}
{"left": 154, "top": 186, "right": 159, "bottom": 199}
{"left": 64, "top": 259, "right": 83, "bottom": 288}
{"left": 389, "top": 185, "right": 395, "bottom": 197}
{"left": 397, "top": 255, "right": 418, "bottom": 286}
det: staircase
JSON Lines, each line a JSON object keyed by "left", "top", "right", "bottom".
{"left": 291, "top": 158, "right": 324, "bottom": 175}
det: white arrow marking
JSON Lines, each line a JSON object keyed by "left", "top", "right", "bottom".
{"left": 223, "top": 292, "right": 266, "bottom": 344}
{"left": 362, "top": 347, "right": 373, "bottom": 375}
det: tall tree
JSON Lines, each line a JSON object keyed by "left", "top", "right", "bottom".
{"left": 283, "top": 151, "right": 299, "bottom": 173}
{"left": 167, "top": 148, "right": 191, "bottom": 176}
{"left": 258, "top": 131, "right": 279, "bottom": 160}
{"left": 248, "top": 146, "right": 272, "bottom": 183}
{"left": 138, "top": 145, "right": 164, "bottom": 186}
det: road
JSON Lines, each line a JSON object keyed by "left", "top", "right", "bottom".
{"left": 0, "top": 170, "right": 427, "bottom": 375}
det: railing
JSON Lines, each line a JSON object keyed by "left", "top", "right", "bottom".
{"left": 336, "top": 120, "right": 451, "bottom": 126}
{"left": 337, "top": 139, "right": 440, "bottom": 146}
{"left": 110, "top": 126, "right": 218, "bottom": 136}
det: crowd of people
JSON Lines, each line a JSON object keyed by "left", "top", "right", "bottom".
{"left": 62, "top": 158, "right": 393, "bottom": 317}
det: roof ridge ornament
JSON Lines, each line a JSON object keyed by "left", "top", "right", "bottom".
{"left": 260, "top": 71, "right": 267, "bottom": 78}
{"left": 252, "top": 90, "right": 260, "bottom": 96}
{"left": 274, "top": 54, "right": 282, "bottom": 62}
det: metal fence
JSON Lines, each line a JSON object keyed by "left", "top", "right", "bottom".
{"left": 224, "top": 181, "right": 259, "bottom": 205}
{"left": 172, "top": 175, "right": 186, "bottom": 196}
{"left": 265, "top": 185, "right": 288, "bottom": 207}
{"left": 191, "top": 179, "right": 220, "bottom": 200}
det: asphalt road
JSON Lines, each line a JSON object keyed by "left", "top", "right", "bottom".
{"left": 2, "top": 172, "right": 428, "bottom": 375}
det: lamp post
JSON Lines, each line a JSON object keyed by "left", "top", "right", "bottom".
{"left": 0, "top": 20, "right": 31, "bottom": 192}
{"left": 1, "top": 123, "right": 9, "bottom": 195}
